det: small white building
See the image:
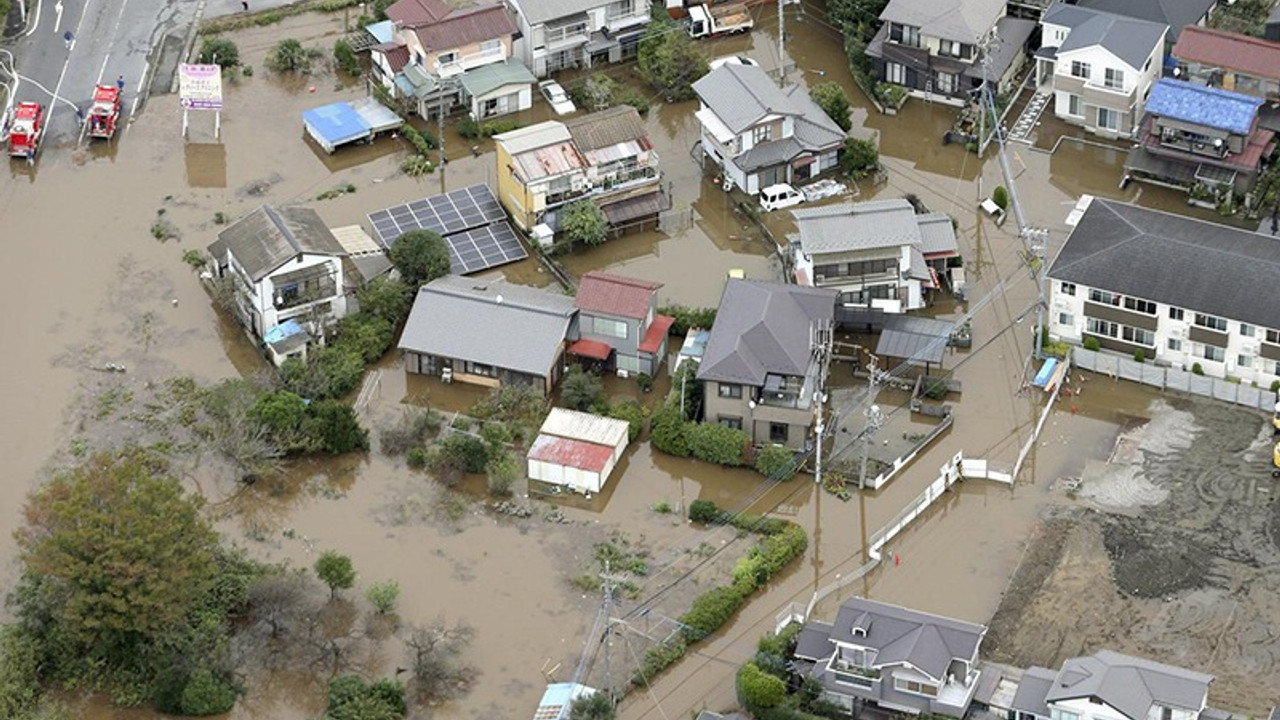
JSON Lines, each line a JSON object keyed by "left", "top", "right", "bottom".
{"left": 527, "top": 408, "right": 630, "bottom": 494}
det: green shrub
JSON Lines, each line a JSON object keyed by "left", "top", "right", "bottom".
{"left": 178, "top": 668, "right": 238, "bottom": 716}
{"left": 636, "top": 373, "right": 654, "bottom": 393}
{"left": 680, "top": 584, "right": 748, "bottom": 640}
{"left": 632, "top": 637, "right": 687, "bottom": 687}
{"left": 607, "top": 398, "right": 646, "bottom": 442}
{"left": 1192, "top": 362, "right": 1204, "bottom": 375}
{"left": 809, "top": 82, "right": 853, "bottom": 132}
{"left": 659, "top": 304, "right": 717, "bottom": 335}
{"left": 401, "top": 124, "right": 439, "bottom": 152}
{"left": 652, "top": 501, "right": 672, "bottom": 514}
{"left": 688, "top": 499, "right": 725, "bottom": 524}
{"left": 485, "top": 451, "right": 521, "bottom": 496}
{"left": 649, "top": 404, "right": 690, "bottom": 457}
{"left": 457, "top": 116, "right": 523, "bottom": 139}
{"left": 366, "top": 579, "right": 400, "bottom": 614}
{"left": 0, "top": 626, "right": 42, "bottom": 719}
{"left": 355, "top": 277, "right": 412, "bottom": 326}
{"left": 406, "top": 447, "right": 428, "bottom": 468}
{"left": 992, "top": 185, "right": 1010, "bottom": 211}
{"left": 840, "top": 137, "right": 879, "bottom": 179}
{"left": 1271, "top": 379, "right": 1279, "bottom": 392}
{"left": 686, "top": 422, "right": 749, "bottom": 466}
{"left": 754, "top": 444, "right": 795, "bottom": 480}
{"left": 1133, "top": 348, "right": 1145, "bottom": 363}
{"left": 439, "top": 433, "right": 490, "bottom": 473}
{"left": 280, "top": 344, "right": 366, "bottom": 400}
{"left": 197, "top": 38, "right": 240, "bottom": 67}
{"left": 265, "top": 38, "right": 320, "bottom": 74}
{"left": 303, "top": 399, "right": 370, "bottom": 454}
{"left": 326, "top": 675, "right": 406, "bottom": 720}
{"left": 560, "top": 199, "right": 609, "bottom": 247}
{"left": 480, "top": 421, "right": 513, "bottom": 447}
{"left": 334, "top": 313, "right": 395, "bottom": 363}
{"left": 561, "top": 366, "right": 607, "bottom": 411}
{"left": 736, "top": 661, "right": 786, "bottom": 709}
{"left": 333, "top": 39, "right": 361, "bottom": 76}
{"left": 1082, "top": 336, "right": 1101, "bottom": 352}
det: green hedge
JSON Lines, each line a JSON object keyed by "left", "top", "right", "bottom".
{"left": 659, "top": 304, "right": 717, "bottom": 336}
{"left": 686, "top": 422, "right": 749, "bottom": 466}
{"left": 754, "top": 444, "right": 796, "bottom": 480}
{"left": 649, "top": 404, "right": 690, "bottom": 457}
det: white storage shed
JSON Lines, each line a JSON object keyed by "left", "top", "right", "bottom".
{"left": 526, "top": 408, "right": 630, "bottom": 494}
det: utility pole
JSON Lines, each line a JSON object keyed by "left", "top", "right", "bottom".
{"left": 777, "top": 0, "right": 785, "bottom": 80}
{"left": 1029, "top": 227, "right": 1050, "bottom": 359}
{"left": 811, "top": 319, "right": 833, "bottom": 485}
{"left": 857, "top": 356, "right": 884, "bottom": 490}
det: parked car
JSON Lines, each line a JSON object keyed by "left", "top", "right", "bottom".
{"left": 759, "top": 183, "right": 805, "bottom": 212}
{"left": 710, "top": 55, "right": 760, "bottom": 70}
{"left": 539, "top": 80, "right": 576, "bottom": 116}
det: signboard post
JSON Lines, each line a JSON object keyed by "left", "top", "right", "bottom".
{"left": 178, "top": 63, "right": 224, "bottom": 140}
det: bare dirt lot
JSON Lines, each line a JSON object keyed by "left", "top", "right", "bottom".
{"left": 984, "top": 397, "right": 1280, "bottom": 713}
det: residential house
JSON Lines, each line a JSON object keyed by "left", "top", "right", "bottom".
{"left": 1047, "top": 197, "right": 1280, "bottom": 387}
{"left": 1036, "top": 3, "right": 1166, "bottom": 139}
{"left": 564, "top": 106, "right": 663, "bottom": 230}
{"left": 569, "top": 271, "right": 673, "bottom": 377}
{"left": 206, "top": 206, "right": 350, "bottom": 366}
{"left": 793, "top": 596, "right": 987, "bottom": 717}
{"left": 494, "top": 108, "right": 664, "bottom": 232}
{"left": 1076, "top": 0, "right": 1219, "bottom": 45}
{"left": 1173, "top": 26, "right": 1280, "bottom": 103}
{"left": 697, "top": 279, "right": 837, "bottom": 451}
{"left": 865, "top": 0, "right": 1036, "bottom": 105}
{"left": 1123, "top": 78, "right": 1275, "bottom": 193}
{"left": 397, "top": 275, "right": 576, "bottom": 394}
{"left": 1009, "top": 650, "right": 1212, "bottom": 720}
{"left": 507, "top": 0, "right": 650, "bottom": 77}
{"left": 790, "top": 199, "right": 960, "bottom": 314}
{"left": 494, "top": 122, "right": 589, "bottom": 232}
{"left": 691, "top": 64, "right": 845, "bottom": 195}
{"left": 371, "top": 0, "right": 528, "bottom": 118}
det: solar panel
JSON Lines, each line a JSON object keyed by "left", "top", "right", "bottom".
{"left": 367, "top": 183, "right": 507, "bottom": 247}
{"left": 444, "top": 222, "right": 529, "bottom": 274}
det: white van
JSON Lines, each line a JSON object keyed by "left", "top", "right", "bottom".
{"left": 759, "top": 183, "right": 805, "bottom": 212}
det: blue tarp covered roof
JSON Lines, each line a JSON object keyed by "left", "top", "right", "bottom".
{"left": 366, "top": 19, "right": 394, "bottom": 44}
{"left": 302, "top": 101, "right": 371, "bottom": 147}
{"left": 263, "top": 319, "right": 307, "bottom": 345}
{"left": 1145, "top": 79, "right": 1262, "bottom": 135}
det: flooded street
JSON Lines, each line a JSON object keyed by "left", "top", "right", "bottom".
{"left": 1, "top": 4, "right": 1269, "bottom": 720}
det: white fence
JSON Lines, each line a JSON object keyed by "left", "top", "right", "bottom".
{"left": 865, "top": 413, "right": 954, "bottom": 490}
{"left": 1072, "top": 348, "right": 1276, "bottom": 412}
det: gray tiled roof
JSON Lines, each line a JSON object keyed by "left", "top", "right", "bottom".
{"left": 827, "top": 596, "right": 986, "bottom": 683}
{"left": 795, "top": 621, "right": 835, "bottom": 661}
{"left": 732, "top": 137, "right": 804, "bottom": 173}
{"left": 1077, "top": 0, "right": 1215, "bottom": 41}
{"left": 791, "top": 199, "right": 923, "bottom": 254}
{"left": 1047, "top": 198, "right": 1280, "bottom": 329}
{"left": 697, "top": 279, "right": 837, "bottom": 385}
{"left": 512, "top": 0, "right": 605, "bottom": 25}
{"left": 1044, "top": 2, "right": 1167, "bottom": 70}
{"left": 879, "top": 0, "right": 1005, "bottom": 45}
{"left": 1046, "top": 650, "right": 1213, "bottom": 720}
{"left": 565, "top": 105, "right": 648, "bottom": 151}
{"left": 210, "top": 206, "right": 345, "bottom": 282}
{"left": 917, "top": 213, "right": 961, "bottom": 256}
{"left": 1010, "top": 666, "right": 1057, "bottom": 718}
{"left": 784, "top": 85, "right": 848, "bottom": 150}
{"left": 397, "top": 276, "right": 575, "bottom": 377}
{"left": 693, "top": 64, "right": 801, "bottom": 135}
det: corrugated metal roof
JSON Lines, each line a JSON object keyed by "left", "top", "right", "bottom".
{"left": 1144, "top": 78, "right": 1262, "bottom": 135}
{"left": 210, "top": 206, "right": 345, "bottom": 281}
{"left": 330, "top": 225, "right": 384, "bottom": 256}
{"left": 495, "top": 121, "right": 574, "bottom": 154}
{"left": 917, "top": 213, "right": 960, "bottom": 257}
{"left": 527, "top": 434, "right": 614, "bottom": 473}
{"left": 459, "top": 59, "right": 535, "bottom": 97}
{"left": 408, "top": 3, "right": 518, "bottom": 53}
{"left": 791, "top": 199, "right": 921, "bottom": 255}
{"left": 539, "top": 407, "right": 629, "bottom": 448}
{"left": 565, "top": 105, "right": 648, "bottom": 152}
{"left": 512, "top": 141, "right": 585, "bottom": 181}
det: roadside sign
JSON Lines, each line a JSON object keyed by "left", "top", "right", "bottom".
{"left": 179, "top": 64, "right": 223, "bottom": 110}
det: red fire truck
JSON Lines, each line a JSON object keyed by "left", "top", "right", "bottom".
{"left": 7, "top": 102, "right": 45, "bottom": 158}
{"left": 86, "top": 84, "right": 122, "bottom": 139}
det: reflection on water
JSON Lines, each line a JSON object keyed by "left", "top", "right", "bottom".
{"left": 186, "top": 142, "right": 228, "bottom": 188}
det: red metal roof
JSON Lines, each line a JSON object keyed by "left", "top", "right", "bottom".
{"left": 374, "top": 43, "right": 412, "bottom": 72}
{"left": 1173, "top": 26, "right": 1280, "bottom": 84}
{"left": 638, "top": 314, "right": 675, "bottom": 354}
{"left": 568, "top": 338, "right": 612, "bottom": 360}
{"left": 386, "top": 0, "right": 450, "bottom": 26}
{"left": 528, "top": 434, "right": 614, "bottom": 474}
{"left": 387, "top": 0, "right": 517, "bottom": 53}
{"left": 575, "top": 271, "right": 662, "bottom": 320}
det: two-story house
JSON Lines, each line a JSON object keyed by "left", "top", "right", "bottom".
{"left": 494, "top": 108, "right": 664, "bottom": 232}
{"left": 794, "top": 596, "right": 987, "bottom": 718}
{"left": 790, "top": 199, "right": 959, "bottom": 314}
{"left": 691, "top": 64, "right": 845, "bottom": 194}
{"left": 1036, "top": 3, "right": 1166, "bottom": 139}
{"left": 1009, "top": 650, "right": 1212, "bottom": 720}
{"left": 1123, "top": 78, "right": 1275, "bottom": 194}
{"left": 697, "top": 279, "right": 837, "bottom": 451}
{"left": 206, "top": 206, "right": 350, "bottom": 366}
{"left": 1048, "top": 197, "right": 1280, "bottom": 387}
{"left": 1173, "top": 26, "right": 1280, "bottom": 104}
{"left": 507, "top": 0, "right": 650, "bottom": 77}
{"left": 1076, "top": 0, "right": 1219, "bottom": 46}
{"left": 865, "top": 0, "right": 1036, "bottom": 105}
{"left": 568, "top": 271, "right": 673, "bottom": 377}
{"left": 372, "top": 0, "right": 532, "bottom": 119}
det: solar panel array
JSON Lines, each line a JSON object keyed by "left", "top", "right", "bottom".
{"left": 368, "top": 184, "right": 527, "bottom": 275}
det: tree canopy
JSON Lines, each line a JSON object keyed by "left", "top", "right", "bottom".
{"left": 809, "top": 82, "right": 853, "bottom": 132}
{"left": 560, "top": 200, "right": 609, "bottom": 248}
{"left": 637, "top": 16, "right": 708, "bottom": 101}
{"left": 389, "top": 230, "right": 452, "bottom": 287}
{"left": 315, "top": 551, "right": 358, "bottom": 598}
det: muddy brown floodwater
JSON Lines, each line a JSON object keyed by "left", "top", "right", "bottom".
{"left": 1, "top": 6, "right": 1268, "bottom": 720}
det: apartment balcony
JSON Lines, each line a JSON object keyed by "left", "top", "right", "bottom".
{"left": 545, "top": 20, "right": 590, "bottom": 49}
{"left": 435, "top": 47, "right": 507, "bottom": 77}
{"left": 605, "top": 10, "right": 648, "bottom": 32}
{"left": 935, "top": 668, "right": 980, "bottom": 709}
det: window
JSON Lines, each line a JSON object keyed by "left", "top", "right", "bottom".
{"left": 1238, "top": 354, "right": 1254, "bottom": 369}
{"left": 1202, "top": 346, "right": 1225, "bottom": 362}
{"left": 892, "top": 678, "right": 938, "bottom": 697}
{"left": 479, "top": 38, "right": 502, "bottom": 53}
{"left": 1122, "top": 326, "right": 1155, "bottom": 346}
{"left": 718, "top": 383, "right": 743, "bottom": 399}
{"left": 1161, "top": 708, "right": 1173, "bottom": 720}
{"left": 1168, "top": 338, "right": 1183, "bottom": 352}
{"left": 1268, "top": 329, "right": 1280, "bottom": 344}
{"left": 1067, "top": 93, "right": 1082, "bottom": 117}
{"left": 1070, "top": 61, "right": 1090, "bottom": 79}
{"left": 718, "top": 416, "right": 743, "bottom": 430}
{"left": 1060, "top": 282, "right": 1076, "bottom": 296}
{"left": 1123, "top": 297, "right": 1156, "bottom": 315}
{"left": 890, "top": 23, "right": 920, "bottom": 47}
{"left": 939, "top": 39, "right": 964, "bottom": 57}
{"left": 593, "top": 317, "right": 628, "bottom": 339}
{"left": 437, "top": 50, "right": 458, "bottom": 65}
{"left": 886, "top": 62, "right": 906, "bottom": 85}
{"left": 1104, "top": 67, "right": 1125, "bottom": 89}
{"left": 1240, "top": 323, "right": 1255, "bottom": 337}
{"left": 769, "top": 423, "right": 789, "bottom": 444}
{"left": 462, "top": 361, "right": 497, "bottom": 378}
{"left": 1087, "top": 318, "right": 1118, "bottom": 337}
{"left": 1089, "top": 289, "right": 1120, "bottom": 306}
{"left": 605, "top": 0, "right": 634, "bottom": 20}
{"left": 1058, "top": 312, "right": 1075, "bottom": 326}
{"left": 936, "top": 72, "right": 956, "bottom": 94}
{"left": 1051, "top": 709, "right": 1081, "bottom": 720}
{"left": 1169, "top": 307, "right": 1185, "bottom": 321}
{"left": 1194, "top": 313, "right": 1228, "bottom": 332}
{"left": 752, "top": 124, "right": 773, "bottom": 144}
{"left": 1097, "top": 107, "right": 1119, "bottom": 131}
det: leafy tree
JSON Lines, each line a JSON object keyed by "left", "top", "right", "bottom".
{"left": 365, "top": 580, "right": 401, "bottom": 614}
{"left": 809, "top": 82, "right": 853, "bottom": 132}
{"left": 649, "top": 404, "right": 690, "bottom": 457}
{"left": 560, "top": 199, "right": 609, "bottom": 247}
{"left": 334, "top": 313, "right": 395, "bottom": 363}
{"left": 840, "top": 137, "right": 879, "bottom": 179}
{"left": 326, "top": 675, "right": 407, "bottom": 720}
{"left": 437, "top": 433, "right": 490, "bottom": 474}
{"left": 637, "top": 15, "right": 709, "bottom": 101}
{"left": 13, "top": 451, "right": 221, "bottom": 677}
{"left": 754, "top": 444, "right": 796, "bottom": 480}
{"left": 389, "top": 229, "right": 452, "bottom": 287}
{"left": 315, "top": 551, "right": 358, "bottom": 598}
{"left": 333, "top": 39, "right": 361, "bottom": 77}
{"left": 606, "top": 399, "right": 646, "bottom": 442}
{"left": 356, "top": 277, "right": 412, "bottom": 325}
{"left": 0, "top": 626, "right": 42, "bottom": 719}
{"left": 561, "top": 366, "right": 606, "bottom": 411}
{"left": 266, "top": 38, "right": 319, "bottom": 74}
{"left": 177, "top": 668, "right": 238, "bottom": 716}
{"left": 249, "top": 390, "right": 308, "bottom": 445}
{"left": 688, "top": 499, "right": 724, "bottom": 524}
{"left": 736, "top": 660, "right": 786, "bottom": 709}
{"left": 485, "top": 451, "right": 521, "bottom": 496}
{"left": 304, "top": 399, "right": 370, "bottom": 454}
{"left": 197, "top": 38, "right": 240, "bottom": 68}
{"left": 568, "top": 692, "right": 615, "bottom": 720}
